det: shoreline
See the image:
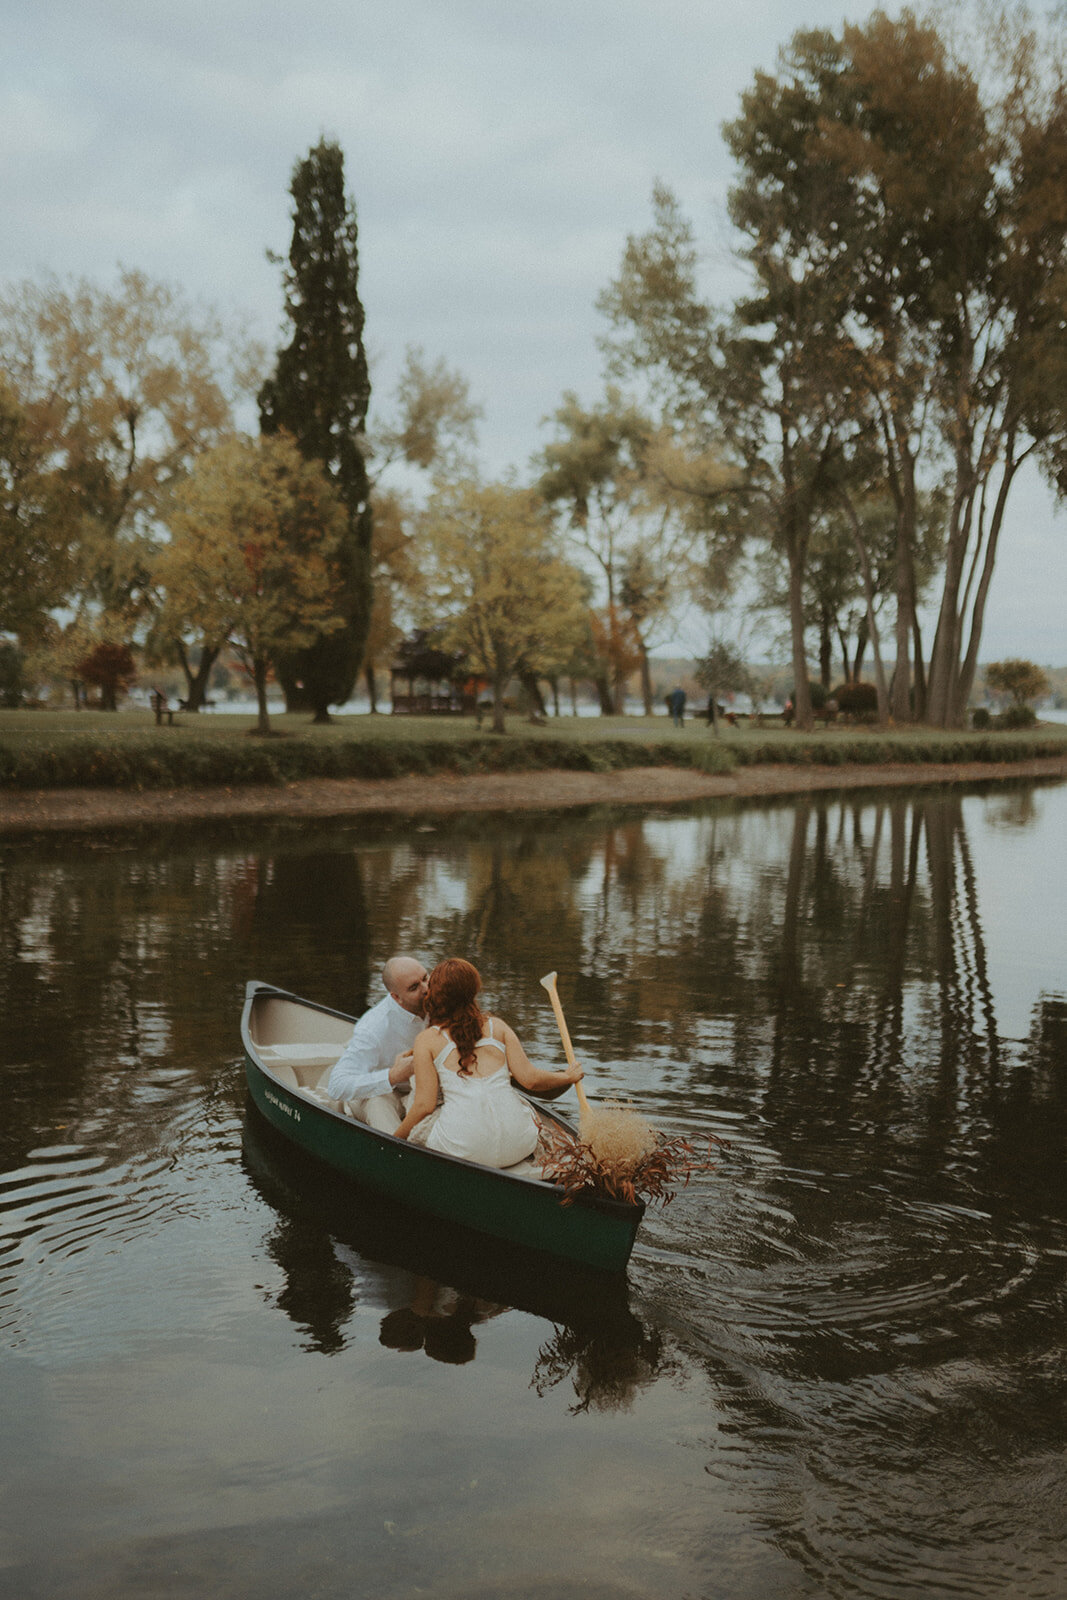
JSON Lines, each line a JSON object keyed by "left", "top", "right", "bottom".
{"left": 2, "top": 755, "right": 1066, "bottom": 835}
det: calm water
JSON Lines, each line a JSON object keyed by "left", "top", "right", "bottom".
{"left": 2, "top": 781, "right": 1066, "bottom": 1600}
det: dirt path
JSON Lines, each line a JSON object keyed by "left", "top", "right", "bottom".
{"left": 2, "top": 756, "right": 1065, "bottom": 836}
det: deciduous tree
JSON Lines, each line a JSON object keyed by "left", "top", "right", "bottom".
{"left": 0, "top": 376, "right": 75, "bottom": 642}
{"left": 538, "top": 384, "right": 729, "bottom": 712}
{"left": 726, "top": 9, "right": 1067, "bottom": 726}
{"left": 157, "top": 434, "right": 345, "bottom": 735}
{"left": 599, "top": 185, "right": 841, "bottom": 730}
{"left": 359, "top": 348, "right": 482, "bottom": 707}
{"left": 600, "top": 9, "right": 1067, "bottom": 730}
{"left": 0, "top": 268, "right": 255, "bottom": 636}
{"left": 983, "top": 658, "right": 1049, "bottom": 707}
{"left": 417, "top": 478, "right": 586, "bottom": 733}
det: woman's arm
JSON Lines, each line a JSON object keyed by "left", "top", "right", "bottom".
{"left": 393, "top": 1032, "right": 440, "bottom": 1139}
{"left": 500, "top": 1020, "right": 583, "bottom": 1099}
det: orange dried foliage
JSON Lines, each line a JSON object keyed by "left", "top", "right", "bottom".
{"left": 539, "top": 1101, "right": 729, "bottom": 1207}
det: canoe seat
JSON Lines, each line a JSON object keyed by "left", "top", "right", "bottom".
{"left": 258, "top": 1042, "right": 343, "bottom": 1069}
{"left": 266, "top": 1062, "right": 300, "bottom": 1090}
{"left": 258, "top": 1043, "right": 343, "bottom": 1090}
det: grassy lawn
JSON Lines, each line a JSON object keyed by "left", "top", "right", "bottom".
{"left": 1, "top": 707, "right": 1065, "bottom": 790}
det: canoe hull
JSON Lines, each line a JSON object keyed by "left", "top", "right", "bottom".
{"left": 241, "top": 983, "right": 644, "bottom": 1273}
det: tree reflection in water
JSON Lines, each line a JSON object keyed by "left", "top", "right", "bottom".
{"left": 2, "top": 789, "right": 1064, "bottom": 1210}
{"left": 3, "top": 787, "right": 1067, "bottom": 1597}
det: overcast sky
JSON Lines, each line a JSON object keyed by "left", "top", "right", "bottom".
{"left": 4, "top": 0, "right": 1065, "bottom": 663}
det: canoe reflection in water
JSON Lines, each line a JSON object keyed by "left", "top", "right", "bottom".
{"left": 241, "top": 1105, "right": 669, "bottom": 1408}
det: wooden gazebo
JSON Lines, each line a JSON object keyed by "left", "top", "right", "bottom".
{"left": 388, "top": 633, "right": 480, "bottom": 716}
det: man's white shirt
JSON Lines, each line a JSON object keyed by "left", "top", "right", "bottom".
{"left": 326, "top": 993, "right": 424, "bottom": 1103}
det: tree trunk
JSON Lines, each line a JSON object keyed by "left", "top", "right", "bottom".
{"left": 176, "top": 640, "right": 220, "bottom": 712}
{"left": 953, "top": 452, "right": 1021, "bottom": 723}
{"left": 853, "top": 615, "right": 868, "bottom": 683}
{"left": 910, "top": 612, "right": 927, "bottom": 721}
{"left": 595, "top": 672, "right": 613, "bottom": 715}
{"left": 780, "top": 421, "right": 813, "bottom": 730}
{"left": 253, "top": 657, "right": 272, "bottom": 736}
{"left": 612, "top": 662, "right": 627, "bottom": 715}
{"left": 891, "top": 511, "right": 914, "bottom": 722}
{"left": 837, "top": 625, "right": 851, "bottom": 684}
{"left": 519, "top": 671, "right": 547, "bottom": 717}
{"left": 364, "top": 661, "right": 378, "bottom": 712}
{"left": 926, "top": 538, "right": 966, "bottom": 727}
{"left": 638, "top": 638, "right": 654, "bottom": 715}
{"left": 786, "top": 542, "right": 813, "bottom": 730}
{"left": 840, "top": 493, "right": 888, "bottom": 723}
{"left": 819, "top": 606, "right": 833, "bottom": 688}
{"left": 926, "top": 432, "right": 976, "bottom": 727}
{"left": 491, "top": 670, "right": 507, "bottom": 733}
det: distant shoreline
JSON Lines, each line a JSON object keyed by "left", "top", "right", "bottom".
{"left": 2, "top": 756, "right": 1065, "bottom": 837}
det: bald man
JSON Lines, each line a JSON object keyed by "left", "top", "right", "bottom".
{"left": 326, "top": 956, "right": 429, "bottom": 1131}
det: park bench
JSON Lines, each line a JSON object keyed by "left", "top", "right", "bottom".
{"left": 150, "top": 690, "right": 181, "bottom": 727}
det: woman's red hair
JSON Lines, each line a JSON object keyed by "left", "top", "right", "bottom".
{"left": 426, "top": 958, "right": 486, "bottom": 1075}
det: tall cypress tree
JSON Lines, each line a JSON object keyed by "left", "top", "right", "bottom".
{"left": 259, "top": 139, "right": 372, "bottom": 720}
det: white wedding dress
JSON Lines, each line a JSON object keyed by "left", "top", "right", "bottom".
{"left": 410, "top": 1020, "right": 539, "bottom": 1168}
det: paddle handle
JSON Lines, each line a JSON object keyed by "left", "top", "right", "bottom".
{"left": 539, "top": 971, "right": 592, "bottom": 1116}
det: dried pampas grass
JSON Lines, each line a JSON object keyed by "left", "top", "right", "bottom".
{"left": 579, "top": 1100, "right": 658, "bottom": 1167}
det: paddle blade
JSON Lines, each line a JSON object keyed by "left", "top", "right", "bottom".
{"left": 539, "top": 970, "right": 558, "bottom": 992}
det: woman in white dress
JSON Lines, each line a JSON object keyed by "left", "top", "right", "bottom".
{"left": 392, "top": 958, "right": 584, "bottom": 1167}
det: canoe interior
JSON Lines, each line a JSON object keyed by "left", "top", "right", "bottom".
{"left": 240, "top": 982, "right": 645, "bottom": 1273}
{"left": 249, "top": 993, "right": 354, "bottom": 1051}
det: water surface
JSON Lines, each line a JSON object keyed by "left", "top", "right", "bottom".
{"left": 2, "top": 781, "right": 1065, "bottom": 1598}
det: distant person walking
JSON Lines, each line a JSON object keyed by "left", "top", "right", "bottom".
{"left": 667, "top": 687, "right": 686, "bottom": 727}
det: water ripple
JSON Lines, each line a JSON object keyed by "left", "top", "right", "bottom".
{"left": 0, "top": 1095, "right": 245, "bottom": 1354}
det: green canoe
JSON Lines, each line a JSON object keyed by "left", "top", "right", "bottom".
{"left": 241, "top": 981, "right": 645, "bottom": 1273}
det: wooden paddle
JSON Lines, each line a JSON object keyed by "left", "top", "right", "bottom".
{"left": 539, "top": 970, "right": 661, "bottom": 1184}
{"left": 537, "top": 973, "right": 727, "bottom": 1204}
{"left": 539, "top": 970, "right": 592, "bottom": 1116}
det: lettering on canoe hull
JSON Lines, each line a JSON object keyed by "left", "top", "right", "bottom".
{"left": 264, "top": 1086, "right": 302, "bottom": 1123}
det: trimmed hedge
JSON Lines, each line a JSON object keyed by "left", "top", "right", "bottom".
{"left": 1, "top": 721, "right": 1064, "bottom": 792}
{"left": 728, "top": 731, "right": 1067, "bottom": 768}
{"left": 0, "top": 731, "right": 740, "bottom": 790}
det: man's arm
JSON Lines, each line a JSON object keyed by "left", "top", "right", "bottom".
{"left": 326, "top": 1018, "right": 394, "bottom": 1103}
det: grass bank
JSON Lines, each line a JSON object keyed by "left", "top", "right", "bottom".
{"left": 1, "top": 708, "right": 1065, "bottom": 791}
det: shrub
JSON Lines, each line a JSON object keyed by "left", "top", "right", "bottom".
{"left": 832, "top": 681, "right": 879, "bottom": 716}
{"left": 790, "top": 680, "right": 828, "bottom": 710}
{"left": 995, "top": 703, "right": 1037, "bottom": 730}
{"left": 76, "top": 643, "right": 137, "bottom": 711}
{"left": 971, "top": 707, "right": 992, "bottom": 730}
{"left": 0, "top": 643, "right": 25, "bottom": 708}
